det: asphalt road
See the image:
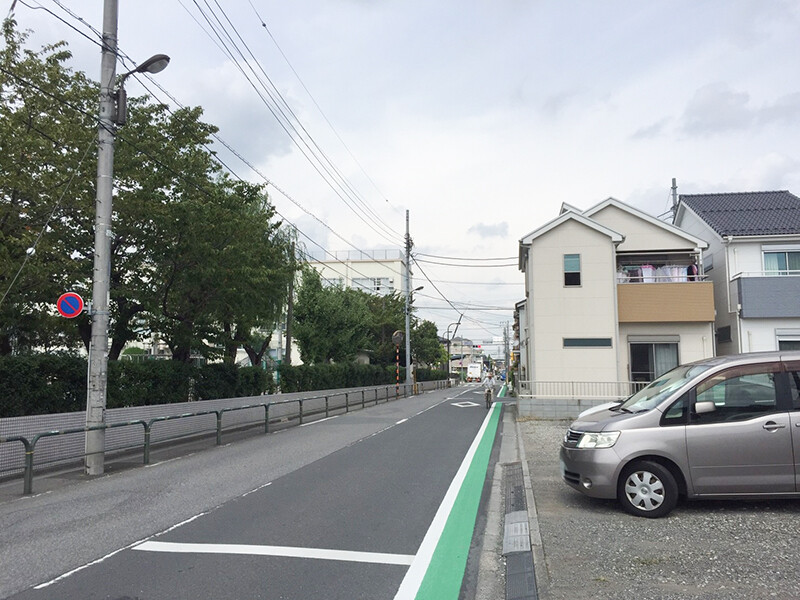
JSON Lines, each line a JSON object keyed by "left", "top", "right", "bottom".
{"left": 0, "top": 386, "right": 501, "bottom": 600}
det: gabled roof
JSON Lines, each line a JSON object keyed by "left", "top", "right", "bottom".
{"left": 519, "top": 210, "right": 624, "bottom": 245}
{"left": 679, "top": 190, "right": 800, "bottom": 236}
{"left": 584, "top": 196, "right": 708, "bottom": 249}
{"left": 518, "top": 211, "right": 624, "bottom": 270}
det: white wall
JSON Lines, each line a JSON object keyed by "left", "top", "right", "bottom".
{"left": 529, "top": 220, "right": 619, "bottom": 382}
{"left": 617, "top": 322, "right": 715, "bottom": 379}
{"left": 737, "top": 318, "right": 800, "bottom": 352}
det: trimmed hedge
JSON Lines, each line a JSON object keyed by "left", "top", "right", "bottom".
{"left": 0, "top": 356, "right": 274, "bottom": 417}
{"left": 277, "top": 363, "right": 403, "bottom": 393}
{"left": 0, "top": 356, "right": 446, "bottom": 417}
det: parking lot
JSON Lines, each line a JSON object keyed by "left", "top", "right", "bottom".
{"left": 519, "top": 418, "right": 800, "bottom": 600}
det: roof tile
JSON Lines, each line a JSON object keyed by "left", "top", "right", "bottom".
{"left": 680, "top": 190, "right": 800, "bottom": 236}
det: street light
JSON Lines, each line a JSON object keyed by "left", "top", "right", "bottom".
{"left": 114, "top": 54, "right": 170, "bottom": 126}
{"left": 86, "top": 0, "right": 170, "bottom": 476}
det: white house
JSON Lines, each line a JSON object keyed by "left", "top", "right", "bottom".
{"left": 674, "top": 190, "right": 800, "bottom": 355}
{"left": 517, "top": 197, "right": 715, "bottom": 417}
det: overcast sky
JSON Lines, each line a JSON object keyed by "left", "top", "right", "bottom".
{"left": 12, "top": 0, "right": 800, "bottom": 353}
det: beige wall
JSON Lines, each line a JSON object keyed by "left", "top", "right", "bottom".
{"left": 529, "top": 220, "right": 619, "bottom": 382}
{"left": 591, "top": 205, "right": 695, "bottom": 252}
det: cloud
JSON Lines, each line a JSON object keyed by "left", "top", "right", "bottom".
{"left": 467, "top": 222, "right": 509, "bottom": 238}
{"left": 630, "top": 117, "right": 671, "bottom": 140}
{"left": 681, "top": 83, "right": 753, "bottom": 135}
{"left": 758, "top": 92, "right": 800, "bottom": 126}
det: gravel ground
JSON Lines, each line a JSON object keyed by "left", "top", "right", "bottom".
{"left": 518, "top": 418, "right": 800, "bottom": 600}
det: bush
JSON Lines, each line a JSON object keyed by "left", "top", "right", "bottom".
{"left": 0, "top": 356, "right": 275, "bottom": 417}
{"left": 278, "top": 362, "right": 405, "bottom": 392}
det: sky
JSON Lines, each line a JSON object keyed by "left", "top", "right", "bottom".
{"left": 9, "top": 0, "right": 800, "bottom": 356}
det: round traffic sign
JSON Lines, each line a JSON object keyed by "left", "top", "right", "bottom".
{"left": 57, "top": 292, "right": 85, "bottom": 318}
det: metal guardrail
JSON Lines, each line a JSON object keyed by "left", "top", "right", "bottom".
{"left": 517, "top": 380, "right": 648, "bottom": 400}
{"left": 1, "top": 380, "right": 451, "bottom": 495}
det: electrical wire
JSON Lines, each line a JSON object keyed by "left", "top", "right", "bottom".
{"left": 15, "top": 1, "right": 411, "bottom": 285}
{"left": 185, "top": 0, "right": 404, "bottom": 246}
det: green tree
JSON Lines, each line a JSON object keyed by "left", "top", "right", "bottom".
{"left": 363, "top": 292, "right": 406, "bottom": 365}
{"left": 0, "top": 21, "right": 297, "bottom": 362}
{"left": 411, "top": 319, "right": 445, "bottom": 367}
{"left": 0, "top": 21, "right": 100, "bottom": 355}
{"left": 293, "top": 268, "right": 370, "bottom": 364}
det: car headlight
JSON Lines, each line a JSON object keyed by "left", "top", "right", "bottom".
{"left": 577, "top": 431, "right": 620, "bottom": 449}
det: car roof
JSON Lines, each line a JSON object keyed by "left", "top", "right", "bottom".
{"left": 688, "top": 351, "right": 800, "bottom": 369}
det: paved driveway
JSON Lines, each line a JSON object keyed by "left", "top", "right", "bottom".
{"left": 519, "top": 419, "right": 800, "bottom": 600}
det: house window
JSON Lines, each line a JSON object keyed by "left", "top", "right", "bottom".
{"left": 630, "top": 342, "right": 678, "bottom": 383}
{"left": 715, "top": 326, "right": 732, "bottom": 343}
{"left": 563, "top": 338, "right": 612, "bottom": 348}
{"left": 564, "top": 254, "right": 581, "bottom": 286}
{"left": 763, "top": 250, "right": 800, "bottom": 275}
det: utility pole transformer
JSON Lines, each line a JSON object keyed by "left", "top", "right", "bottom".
{"left": 85, "top": 0, "right": 119, "bottom": 475}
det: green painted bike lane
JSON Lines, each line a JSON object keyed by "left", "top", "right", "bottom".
{"left": 394, "top": 401, "right": 502, "bottom": 600}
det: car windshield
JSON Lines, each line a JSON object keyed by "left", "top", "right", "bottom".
{"left": 619, "top": 363, "right": 713, "bottom": 412}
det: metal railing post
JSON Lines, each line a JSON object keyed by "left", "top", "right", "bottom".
{"left": 264, "top": 403, "right": 270, "bottom": 434}
{"left": 344, "top": 393, "right": 348, "bottom": 413}
{"left": 362, "top": 390, "right": 365, "bottom": 409}
{"left": 325, "top": 396, "right": 330, "bottom": 417}
{"left": 143, "top": 422, "right": 152, "bottom": 464}
{"left": 22, "top": 437, "right": 34, "bottom": 495}
{"left": 216, "top": 411, "right": 223, "bottom": 446}
{"left": 299, "top": 399, "right": 304, "bottom": 425}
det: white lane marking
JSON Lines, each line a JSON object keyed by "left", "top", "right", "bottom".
{"left": 241, "top": 482, "right": 272, "bottom": 498}
{"left": 393, "top": 403, "right": 497, "bottom": 600}
{"left": 34, "top": 510, "right": 212, "bottom": 589}
{"left": 396, "top": 418, "right": 408, "bottom": 425}
{"left": 299, "top": 415, "right": 340, "bottom": 427}
{"left": 133, "top": 541, "right": 415, "bottom": 566}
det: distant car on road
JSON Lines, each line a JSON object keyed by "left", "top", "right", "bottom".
{"left": 560, "top": 351, "right": 800, "bottom": 518}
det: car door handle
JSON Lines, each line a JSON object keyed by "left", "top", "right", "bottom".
{"left": 763, "top": 421, "right": 786, "bottom": 432}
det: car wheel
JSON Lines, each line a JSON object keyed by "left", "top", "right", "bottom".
{"left": 617, "top": 460, "right": 678, "bottom": 518}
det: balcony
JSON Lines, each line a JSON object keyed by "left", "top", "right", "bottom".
{"left": 735, "top": 272, "right": 800, "bottom": 318}
{"left": 617, "top": 281, "right": 714, "bottom": 323}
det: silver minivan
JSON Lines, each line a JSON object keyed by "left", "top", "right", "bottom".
{"left": 560, "top": 351, "right": 800, "bottom": 518}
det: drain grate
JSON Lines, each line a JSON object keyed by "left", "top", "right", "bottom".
{"left": 503, "top": 462, "right": 527, "bottom": 513}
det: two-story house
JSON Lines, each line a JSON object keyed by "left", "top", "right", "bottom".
{"left": 517, "top": 197, "right": 715, "bottom": 417}
{"left": 674, "top": 190, "right": 800, "bottom": 355}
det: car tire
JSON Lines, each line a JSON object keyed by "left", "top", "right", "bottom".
{"left": 617, "top": 460, "right": 678, "bottom": 518}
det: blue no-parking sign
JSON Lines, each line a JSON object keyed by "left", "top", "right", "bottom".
{"left": 57, "top": 292, "right": 84, "bottom": 318}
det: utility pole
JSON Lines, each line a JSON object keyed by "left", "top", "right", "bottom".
{"left": 284, "top": 241, "right": 295, "bottom": 366}
{"left": 85, "top": 0, "right": 169, "bottom": 475}
{"left": 85, "top": 0, "right": 119, "bottom": 475}
{"left": 404, "top": 210, "right": 412, "bottom": 386}
{"left": 671, "top": 177, "right": 678, "bottom": 221}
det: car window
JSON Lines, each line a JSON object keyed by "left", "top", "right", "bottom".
{"left": 781, "top": 360, "right": 800, "bottom": 410}
{"left": 691, "top": 363, "right": 781, "bottom": 424}
{"left": 661, "top": 393, "right": 689, "bottom": 426}
{"left": 620, "top": 363, "right": 712, "bottom": 413}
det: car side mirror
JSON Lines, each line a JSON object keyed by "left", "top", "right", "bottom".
{"left": 695, "top": 401, "right": 716, "bottom": 414}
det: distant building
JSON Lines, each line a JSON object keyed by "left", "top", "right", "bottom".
{"left": 306, "top": 248, "right": 409, "bottom": 296}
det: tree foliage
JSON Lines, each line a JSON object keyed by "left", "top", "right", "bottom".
{"left": 292, "top": 268, "right": 371, "bottom": 364}
{"left": 0, "top": 20, "right": 297, "bottom": 362}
